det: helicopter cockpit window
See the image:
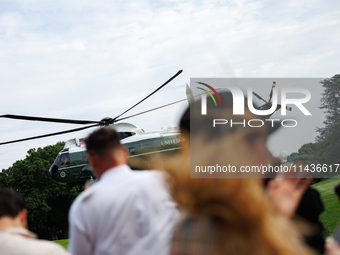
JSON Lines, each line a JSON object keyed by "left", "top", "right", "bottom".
{"left": 53, "top": 154, "right": 60, "bottom": 165}
{"left": 59, "top": 153, "right": 70, "bottom": 166}
{"left": 118, "top": 132, "right": 136, "bottom": 140}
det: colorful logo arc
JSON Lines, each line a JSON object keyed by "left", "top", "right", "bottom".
{"left": 196, "top": 82, "right": 223, "bottom": 106}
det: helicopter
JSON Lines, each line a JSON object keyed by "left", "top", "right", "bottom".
{"left": 49, "top": 81, "right": 292, "bottom": 183}
{"left": 49, "top": 84, "right": 198, "bottom": 183}
{"left": 0, "top": 70, "right": 186, "bottom": 182}
{"left": 0, "top": 76, "right": 291, "bottom": 183}
{"left": 48, "top": 122, "right": 183, "bottom": 182}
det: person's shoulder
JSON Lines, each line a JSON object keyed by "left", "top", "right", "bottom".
{"left": 26, "top": 239, "right": 71, "bottom": 255}
{"left": 130, "top": 170, "right": 172, "bottom": 198}
{"left": 0, "top": 229, "right": 70, "bottom": 255}
{"left": 132, "top": 169, "right": 166, "bottom": 185}
{"left": 69, "top": 184, "right": 98, "bottom": 214}
{"left": 133, "top": 169, "right": 165, "bottom": 179}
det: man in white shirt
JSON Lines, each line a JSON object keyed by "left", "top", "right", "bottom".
{"left": 0, "top": 188, "right": 71, "bottom": 255}
{"left": 68, "top": 127, "right": 179, "bottom": 255}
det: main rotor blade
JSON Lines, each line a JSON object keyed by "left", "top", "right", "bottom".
{"left": 115, "top": 98, "right": 187, "bottom": 122}
{"left": 0, "top": 124, "right": 100, "bottom": 145}
{"left": 269, "top": 81, "right": 275, "bottom": 102}
{"left": 252, "top": 92, "right": 267, "bottom": 103}
{"left": 115, "top": 85, "right": 221, "bottom": 122}
{"left": 112, "top": 70, "right": 183, "bottom": 122}
{"left": 0, "top": 114, "right": 100, "bottom": 125}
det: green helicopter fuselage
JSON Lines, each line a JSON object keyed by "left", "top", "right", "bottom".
{"left": 49, "top": 123, "right": 182, "bottom": 183}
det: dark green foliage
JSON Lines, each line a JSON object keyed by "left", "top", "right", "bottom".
{"left": 297, "top": 143, "right": 317, "bottom": 156}
{"left": 293, "top": 143, "right": 321, "bottom": 165}
{"left": 318, "top": 75, "right": 340, "bottom": 130}
{"left": 316, "top": 75, "right": 340, "bottom": 165}
{"left": 293, "top": 75, "right": 340, "bottom": 179}
{"left": 0, "top": 142, "right": 83, "bottom": 239}
{"left": 287, "top": 152, "right": 297, "bottom": 162}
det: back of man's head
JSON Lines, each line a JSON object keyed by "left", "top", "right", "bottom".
{"left": 86, "top": 127, "right": 122, "bottom": 158}
{"left": 0, "top": 188, "right": 25, "bottom": 219}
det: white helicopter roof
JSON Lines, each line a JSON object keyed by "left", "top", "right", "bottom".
{"left": 108, "top": 123, "right": 143, "bottom": 135}
{"left": 63, "top": 123, "right": 180, "bottom": 150}
{"left": 63, "top": 123, "right": 143, "bottom": 150}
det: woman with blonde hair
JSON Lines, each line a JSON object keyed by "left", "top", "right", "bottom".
{"left": 162, "top": 91, "right": 314, "bottom": 255}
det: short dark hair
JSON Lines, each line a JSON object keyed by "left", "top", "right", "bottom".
{"left": 86, "top": 127, "right": 122, "bottom": 157}
{"left": 0, "top": 188, "right": 25, "bottom": 218}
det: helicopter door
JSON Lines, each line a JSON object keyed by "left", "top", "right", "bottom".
{"left": 140, "top": 138, "right": 155, "bottom": 164}
{"left": 69, "top": 151, "right": 88, "bottom": 180}
{"left": 126, "top": 140, "right": 143, "bottom": 169}
{"left": 126, "top": 141, "right": 140, "bottom": 156}
{"left": 69, "top": 151, "right": 83, "bottom": 165}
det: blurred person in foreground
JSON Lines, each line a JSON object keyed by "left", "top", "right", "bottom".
{"left": 161, "top": 91, "right": 314, "bottom": 255}
{"left": 323, "top": 183, "right": 340, "bottom": 255}
{"left": 0, "top": 188, "right": 71, "bottom": 255}
{"left": 68, "top": 127, "right": 179, "bottom": 255}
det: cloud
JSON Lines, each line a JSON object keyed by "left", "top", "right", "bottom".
{"left": 0, "top": 0, "right": 339, "bottom": 169}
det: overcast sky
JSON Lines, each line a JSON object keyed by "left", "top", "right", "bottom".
{"left": 0, "top": 0, "right": 339, "bottom": 170}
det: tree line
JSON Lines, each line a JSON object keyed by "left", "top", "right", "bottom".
{"left": 0, "top": 142, "right": 83, "bottom": 240}
{"left": 292, "top": 75, "right": 340, "bottom": 179}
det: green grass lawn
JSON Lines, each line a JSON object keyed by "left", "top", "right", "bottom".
{"left": 312, "top": 178, "right": 340, "bottom": 235}
{"left": 53, "top": 239, "right": 69, "bottom": 249}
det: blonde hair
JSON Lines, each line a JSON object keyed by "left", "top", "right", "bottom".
{"left": 161, "top": 132, "right": 314, "bottom": 255}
